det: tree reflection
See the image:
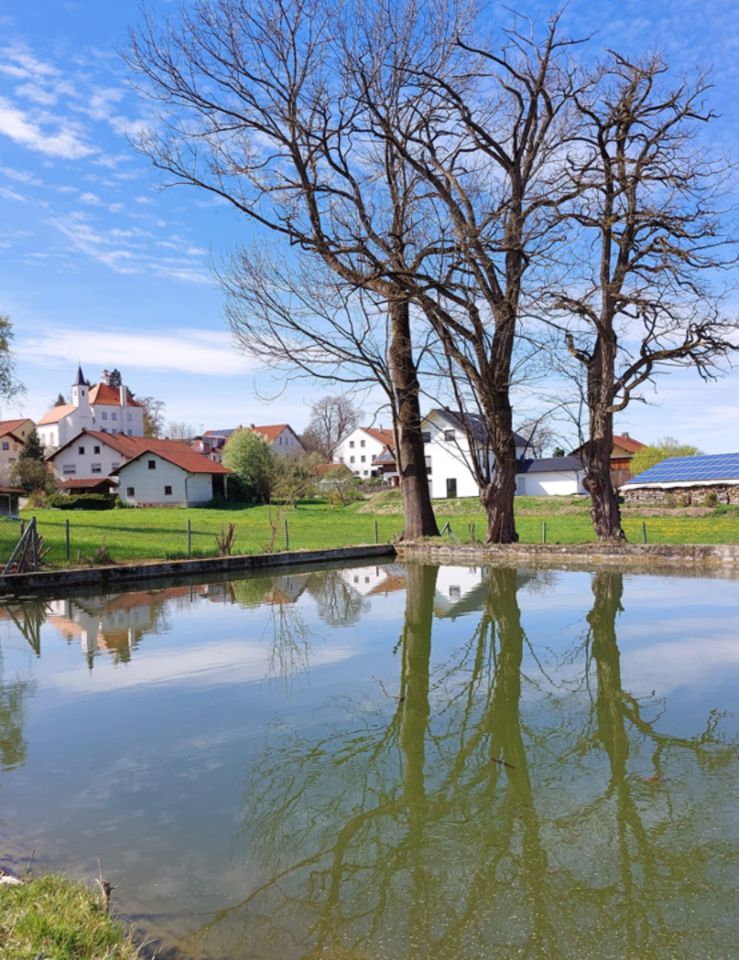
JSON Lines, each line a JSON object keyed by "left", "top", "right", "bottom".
{"left": 181, "top": 564, "right": 735, "bottom": 960}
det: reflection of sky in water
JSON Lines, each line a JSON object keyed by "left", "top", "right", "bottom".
{"left": 0, "top": 562, "right": 737, "bottom": 959}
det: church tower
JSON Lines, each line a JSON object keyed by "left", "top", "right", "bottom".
{"left": 71, "top": 365, "right": 90, "bottom": 413}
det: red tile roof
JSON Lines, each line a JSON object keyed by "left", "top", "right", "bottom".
{"left": 89, "top": 383, "right": 142, "bottom": 407}
{"left": 252, "top": 424, "right": 289, "bottom": 443}
{"left": 0, "top": 418, "right": 33, "bottom": 437}
{"left": 119, "top": 440, "right": 231, "bottom": 475}
{"left": 37, "top": 403, "right": 77, "bottom": 425}
{"left": 363, "top": 427, "right": 395, "bottom": 448}
{"left": 49, "top": 430, "right": 147, "bottom": 460}
{"left": 613, "top": 434, "right": 646, "bottom": 454}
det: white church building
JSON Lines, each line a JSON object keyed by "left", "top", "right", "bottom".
{"left": 36, "top": 367, "right": 145, "bottom": 451}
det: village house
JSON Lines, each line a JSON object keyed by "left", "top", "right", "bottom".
{"left": 570, "top": 432, "right": 646, "bottom": 489}
{"left": 516, "top": 456, "right": 586, "bottom": 496}
{"left": 333, "top": 426, "right": 396, "bottom": 479}
{"left": 622, "top": 452, "right": 739, "bottom": 505}
{"left": 0, "top": 418, "right": 35, "bottom": 484}
{"left": 422, "top": 409, "right": 530, "bottom": 500}
{"left": 193, "top": 424, "right": 305, "bottom": 463}
{"left": 36, "top": 367, "right": 145, "bottom": 451}
{"left": 116, "top": 443, "right": 230, "bottom": 506}
{"left": 47, "top": 430, "right": 145, "bottom": 486}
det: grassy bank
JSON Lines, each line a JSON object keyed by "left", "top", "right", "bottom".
{"left": 1, "top": 494, "right": 738, "bottom": 568}
{"left": 0, "top": 874, "right": 140, "bottom": 959}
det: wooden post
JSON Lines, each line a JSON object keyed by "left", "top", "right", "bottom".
{"left": 542, "top": 521, "right": 547, "bottom": 544}
{"left": 284, "top": 516, "right": 290, "bottom": 550}
{"left": 642, "top": 521, "right": 647, "bottom": 544}
{"left": 65, "top": 518, "right": 71, "bottom": 562}
{"left": 374, "top": 519, "right": 379, "bottom": 544}
{"left": 186, "top": 518, "right": 192, "bottom": 555}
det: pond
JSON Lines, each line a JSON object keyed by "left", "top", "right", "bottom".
{"left": 0, "top": 561, "right": 737, "bottom": 960}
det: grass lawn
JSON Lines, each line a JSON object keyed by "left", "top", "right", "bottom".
{"left": 0, "top": 874, "right": 141, "bottom": 960}
{"left": 1, "top": 494, "right": 738, "bottom": 568}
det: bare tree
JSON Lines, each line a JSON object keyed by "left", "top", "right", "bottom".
{"left": 166, "top": 420, "right": 197, "bottom": 441}
{"left": 355, "top": 14, "right": 585, "bottom": 541}
{"left": 302, "top": 393, "right": 361, "bottom": 460}
{"left": 127, "top": 0, "right": 456, "bottom": 538}
{"left": 551, "top": 53, "right": 738, "bottom": 540}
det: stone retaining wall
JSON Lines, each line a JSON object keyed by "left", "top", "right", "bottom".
{"left": 623, "top": 484, "right": 739, "bottom": 506}
{"left": 0, "top": 544, "right": 397, "bottom": 597}
{"left": 396, "top": 540, "right": 739, "bottom": 573}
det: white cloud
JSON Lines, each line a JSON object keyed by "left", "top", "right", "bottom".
{"left": 0, "top": 95, "right": 95, "bottom": 159}
{"left": 0, "top": 186, "right": 27, "bottom": 202}
{"left": 17, "top": 328, "right": 255, "bottom": 376}
{"left": 0, "top": 41, "right": 59, "bottom": 80}
{"left": 0, "top": 165, "right": 42, "bottom": 186}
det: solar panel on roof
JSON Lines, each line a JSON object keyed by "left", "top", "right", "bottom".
{"left": 627, "top": 452, "right": 739, "bottom": 484}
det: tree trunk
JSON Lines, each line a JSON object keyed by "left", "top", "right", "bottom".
{"left": 584, "top": 339, "right": 626, "bottom": 542}
{"left": 479, "top": 363, "right": 519, "bottom": 544}
{"left": 388, "top": 299, "right": 439, "bottom": 539}
{"left": 480, "top": 454, "right": 518, "bottom": 544}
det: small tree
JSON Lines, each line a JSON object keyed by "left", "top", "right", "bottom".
{"left": 11, "top": 431, "right": 55, "bottom": 494}
{"left": 630, "top": 439, "right": 702, "bottom": 478}
{"left": 0, "top": 314, "right": 24, "bottom": 408}
{"left": 223, "top": 429, "right": 274, "bottom": 503}
{"left": 108, "top": 369, "right": 123, "bottom": 388}
{"left": 139, "top": 397, "right": 166, "bottom": 438}
{"left": 53, "top": 392, "right": 67, "bottom": 407}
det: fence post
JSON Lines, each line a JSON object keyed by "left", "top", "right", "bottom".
{"left": 284, "top": 516, "right": 290, "bottom": 550}
{"left": 65, "top": 518, "right": 71, "bottom": 562}
{"left": 642, "top": 521, "right": 647, "bottom": 544}
{"left": 186, "top": 518, "right": 192, "bottom": 556}
{"left": 374, "top": 519, "right": 379, "bottom": 544}
{"left": 542, "top": 521, "right": 547, "bottom": 544}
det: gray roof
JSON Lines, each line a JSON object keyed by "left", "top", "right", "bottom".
{"left": 517, "top": 455, "right": 583, "bottom": 475}
{"left": 428, "top": 408, "right": 529, "bottom": 448}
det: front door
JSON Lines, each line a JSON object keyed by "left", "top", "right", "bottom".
{"left": 446, "top": 478, "right": 457, "bottom": 499}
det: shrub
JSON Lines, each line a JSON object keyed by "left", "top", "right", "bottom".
{"left": 46, "top": 493, "right": 116, "bottom": 510}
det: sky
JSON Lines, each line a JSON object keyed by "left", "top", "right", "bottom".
{"left": 0, "top": 0, "right": 738, "bottom": 451}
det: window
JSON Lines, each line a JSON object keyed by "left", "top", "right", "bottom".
{"left": 164, "top": 485, "right": 173, "bottom": 496}
{"left": 93, "top": 445, "right": 101, "bottom": 454}
{"left": 148, "top": 459, "right": 156, "bottom": 470}
{"left": 91, "top": 463, "right": 102, "bottom": 474}
{"left": 111, "top": 462, "right": 120, "bottom": 471}
{"left": 444, "top": 429, "right": 455, "bottom": 442}
{"left": 360, "top": 439, "right": 365, "bottom": 447}
{"left": 360, "top": 455, "right": 366, "bottom": 463}
{"left": 446, "top": 478, "right": 457, "bottom": 498}
{"left": 111, "top": 411, "right": 117, "bottom": 421}
{"left": 126, "top": 487, "right": 135, "bottom": 497}
{"left": 101, "top": 428, "right": 107, "bottom": 433}
{"left": 78, "top": 446, "right": 85, "bottom": 455}
{"left": 63, "top": 464, "right": 76, "bottom": 475}
{"left": 350, "top": 455, "right": 355, "bottom": 463}
{"left": 102, "top": 412, "right": 108, "bottom": 421}
{"left": 127, "top": 412, "right": 132, "bottom": 421}
{"left": 1, "top": 441, "right": 8, "bottom": 451}
{"left": 349, "top": 440, "right": 355, "bottom": 448}
{"left": 449, "top": 585, "right": 461, "bottom": 600}
{"left": 128, "top": 430, "right": 133, "bottom": 436}
{"left": 421, "top": 431, "right": 431, "bottom": 443}
{"left": 425, "top": 456, "right": 432, "bottom": 476}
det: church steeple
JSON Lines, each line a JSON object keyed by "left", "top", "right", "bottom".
{"left": 73, "top": 364, "right": 88, "bottom": 387}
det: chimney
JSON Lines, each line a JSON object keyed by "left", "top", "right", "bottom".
{"left": 101, "top": 369, "right": 110, "bottom": 385}
{"left": 119, "top": 384, "right": 127, "bottom": 408}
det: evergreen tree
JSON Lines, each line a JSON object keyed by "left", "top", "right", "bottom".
{"left": 19, "top": 429, "right": 45, "bottom": 463}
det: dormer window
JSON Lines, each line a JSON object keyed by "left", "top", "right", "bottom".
{"left": 444, "top": 429, "right": 455, "bottom": 442}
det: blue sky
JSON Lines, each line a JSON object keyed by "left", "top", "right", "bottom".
{"left": 1, "top": 0, "right": 738, "bottom": 450}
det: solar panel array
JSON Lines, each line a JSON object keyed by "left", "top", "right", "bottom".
{"left": 627, "top": 452, "right": 739, "bottom": 485}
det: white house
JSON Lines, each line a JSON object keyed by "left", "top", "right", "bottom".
{"left": 516, "top": 456, "right": 586, "bottom": 496}
{"left": 422, "top": 409, "right": 530, "bottom": 499}
{"left": 333, "top": 426, "right": 395, "bottom": 478}
{"left": 47, "top": 430, "right": 145, "bottom": 484}
{"left": 117, "top": 442, "right": 230, "bottom": 506}
{"left": 194, "top": 424, "right": 305, "bottom": 463}
{"left": 36, "top": 367, "right": 145, "bottom": 451}
{"left": 0, "top": 418, "right": 34, "bottom": 484}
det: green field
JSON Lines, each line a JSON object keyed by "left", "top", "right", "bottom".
{"left": 1, "top": 494, "right": 738, "bottom": 568}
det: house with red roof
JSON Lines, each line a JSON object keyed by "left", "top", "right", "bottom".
{"left": 333, "top": 426, "right": 397, "bottom": 480}
{"left": 47, "top": 428, "right": 230, "bottom": 504}
{"left": 193, "top": 424, "right": 304, "bottom": 463}
{"left": 36, "top": 367, "right": 144, "bottom": 451}
{"left": 0, "top": 417, "right": 35, "bottom": 484}
{"left": 116, "top": 441, "right": 230, "bottom": 505}
{"left": 570, "top": 432, "right": 646, "bottom": 489}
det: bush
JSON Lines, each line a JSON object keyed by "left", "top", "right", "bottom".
{"left": 46, "top": 493, "right": 116, "bottom": 510}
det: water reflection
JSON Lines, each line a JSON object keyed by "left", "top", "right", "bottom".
{"left": 183, "top": 566, "right": 735, "bottom": 960}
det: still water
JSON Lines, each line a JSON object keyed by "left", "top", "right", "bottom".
{"left": 0, "top": 561, "right": 737, "bottom": 959}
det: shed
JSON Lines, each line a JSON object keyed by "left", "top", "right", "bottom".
{"left": 622, "top": 452, "right": 739, "bottom": 505}
{"left": 516, "top": 456, "right": 586, "bottom": 496}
